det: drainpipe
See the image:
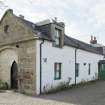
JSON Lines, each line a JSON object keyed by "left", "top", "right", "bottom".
{"left": 40, "top": 39, "right": 44, "bottom": 94}
{"left": 75, "top": 48, "right": 78, "bottom": 85}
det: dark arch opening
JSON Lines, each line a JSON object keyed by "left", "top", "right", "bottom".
{"left": 11, "top": 61, "right": 18, "bottom": 89}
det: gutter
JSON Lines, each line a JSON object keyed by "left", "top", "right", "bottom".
{"left": 75, "top": 48, "right": 78, "bottom": 85}
{"left": 40, "top": 39, "right": 44, "bottom": 94}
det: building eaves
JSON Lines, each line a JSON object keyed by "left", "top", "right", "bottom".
{"left": 16, "top": 16, "right": 103, "bottom": 55}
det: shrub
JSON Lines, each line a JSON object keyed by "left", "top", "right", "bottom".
{"left": 43, "top": 79, "right": 98, "bottom": 94}
{"left": 0, "top": 80, "right": 8, "bottom": 90}
{"left": 43, "top": 77, "right": 72, "bottom": 94}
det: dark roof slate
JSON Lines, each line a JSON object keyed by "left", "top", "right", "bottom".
{"left": 16, "top": 16, "right": 52, "bottom": 41}
{"left": 17, "top": 16, "right": 103, "bottom": 55}
{"left": 64, "top": 35, "right": 101, "bottom": 54}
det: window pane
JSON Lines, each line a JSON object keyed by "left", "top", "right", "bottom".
{"left": 56, "top": 71, "right": 60, "bottom": 79}
{"left": 54, "top": 63, "right": 61, "bottom": 80}
{"left": 55, "top": 39, "right": 59, "bottom": 46}
{"left": 55, "top": 28, "right": 61, "bottom": 47}
{"left": 55, "top": 29, "right": 60, "bottom": 37}
{"left": 56, "top": 30, "right": 59, "bottom": 37}
{"left": 56, "top": 63, "right": 60, "bottom": 70}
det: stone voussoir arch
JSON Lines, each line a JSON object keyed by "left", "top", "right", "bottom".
{"left": 0, "top": 46, "right": 16, "bottom": 53}
{"left": 0, "top": 46, "right": 18, "bottom": 87}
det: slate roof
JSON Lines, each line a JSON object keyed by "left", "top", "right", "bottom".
{"left": 64, "top": 35, "right": 103, "bottom": 54}
{"left": 17, "top": 16, "right": 103, "bottom": 55}
{"left": 17, "top": 16, "right": 52, "bottom": 41}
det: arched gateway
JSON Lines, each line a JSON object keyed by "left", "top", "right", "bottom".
{"left": 0, "top": 48, "right": 18, "bottom": 88}
{"left": 11, "top": 61, "right": 18, "bottom": 89}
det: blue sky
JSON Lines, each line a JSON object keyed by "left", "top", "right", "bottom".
{"left": 0, "top": 0, "right": 105, "bottom": 44}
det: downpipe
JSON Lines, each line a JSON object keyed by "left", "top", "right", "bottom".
{"left": 75, "top": 48, "right": 78, "bottom": 85}
{"left": 40, "top": 40, "right": 44, "bottom": 94}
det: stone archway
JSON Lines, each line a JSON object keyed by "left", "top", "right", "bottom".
{"left": 11, "top": 61, "right": 18, "bottom": 89}
{"left": 0, "top": 48, "right": 18, "bottom": 88}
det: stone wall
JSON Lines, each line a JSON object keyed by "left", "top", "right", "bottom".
{"left": 0, "top": 10, "right": 36, "bottom": 46}
{"left": 0, "top": 10, "right": 37, "bottom": 95}
{"left": 0, "top": 48, "right": 18, "bottom": 86}
{"left": 0, "top": 40, "right": 36, "bottom": 95}
{"left": 17, "top": 40, "right": 36, "bottom": 95}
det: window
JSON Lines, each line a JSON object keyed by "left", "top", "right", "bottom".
{"left": 76, "top": 63, "right": 79, "bottom": 77}
{"left": 54, "top": 63, "right": 62, "bottom": 80}
{"left": 55, "top": 28, "right": 61, "bottom": 47}
{"left": 4, "top": 25, "right": 9, "bottom": 33}
{"left": 88, "top": 63, "right": 91, "bottom": 75}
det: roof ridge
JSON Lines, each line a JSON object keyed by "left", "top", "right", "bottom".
{"left": 8, "top": 11, "right": 103, "bottom": 55}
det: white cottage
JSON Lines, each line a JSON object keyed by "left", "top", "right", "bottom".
{"left": 35, "top": 20, "right": 104, "bottom": 94}
{"left": 0, "top": 9, "right": 104, "bottom": 95}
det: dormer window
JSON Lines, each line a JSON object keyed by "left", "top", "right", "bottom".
{"left": 55, "top": 28, "right": 61, "bottom": 47}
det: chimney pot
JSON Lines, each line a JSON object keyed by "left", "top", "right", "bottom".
{"left": 90, "top": 35, "right": 97, "bottom": 44}
{"left": 54, "top": 17, "right": 57, "bottom": 22}
{"left": 94, "top": 36, "right": 97, "bottom": 44}
{"left": 90, "top": 35, "right": 94, "bottom": 44}
{"left": 91, "top": 35, "right": 93, "bottom": 40}
{"left": 94, "top": 36, "right": 96, "bottom": 40}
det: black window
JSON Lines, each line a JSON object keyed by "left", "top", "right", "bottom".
{"left": 76, "top": 63, "right": 79, "bottom": 77}
{"left": 88, "top": 63, "right": 91, "bottom": 75}
{"left": 54, "top": 63, "right": 62, "bottom": 80}
{"left": 4, "top": 25, "right": 9, "bottom": 33}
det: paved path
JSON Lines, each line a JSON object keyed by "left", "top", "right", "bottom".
{"left": 0, "top": 91, "right": 72, "bottom": 105}
{"left": 41, "top": 80, "right": 105, "bottom": 105}
{"left": 1, "top": 81, "right": 105, "bottom": 105}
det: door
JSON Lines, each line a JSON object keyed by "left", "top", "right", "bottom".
{"left": 11, "top": 61, "right": 18, "bottom": 89}
{"left": 98, "top": 64, "right": 105, "bottom": 80}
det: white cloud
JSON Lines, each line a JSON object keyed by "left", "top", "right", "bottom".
{"left": 65, "top": 24, "right": 90, "bottom": 43}
{"left": 94, "top": 3, "right": 105, "bottom": 24}
{"left": 29, "top": 0, "right": 49, "bottom": 4}
{"left": 1, "top": 0, "right": 105, "bottom": 44}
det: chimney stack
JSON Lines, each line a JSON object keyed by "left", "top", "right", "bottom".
{"left": 90, "top": 35, "right": 93, "bottom": 43}
{"left": 90, "top": 35, "right": 97, "bottom": 44}
{"left": 54, "top": 17, "right": 57, "bottom": 22}
{"left": 94, "top": 36, "right": 97, "bottom": 44}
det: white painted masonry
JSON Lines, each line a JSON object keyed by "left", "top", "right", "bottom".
{"left": 36, "top": 40, "right": 104, "bottom": 94}
{"left": 76, "top": 49, "right": 103, "bottom": 83}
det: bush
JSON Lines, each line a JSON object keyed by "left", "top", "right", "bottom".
{"left": 44, "top": 81, "right": 70, "bottom": 94}
{"left": 0, "top": 80, "right": 8, "bottom": 90}
{"left": 43, "top": 78, "right": 72, "bottom": 94}
{"left": 43, "top": 79, "right": 98, "bottom": 94}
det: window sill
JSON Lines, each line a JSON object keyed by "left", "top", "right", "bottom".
{"left": 54, "top": 78, "right": 61, "bottom": 80}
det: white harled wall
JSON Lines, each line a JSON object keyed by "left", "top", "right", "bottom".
{"left": 36, "top": 40, "right": 104, "bottom": 94}
{"left": 76, "top": 49, "right": 103, "bottom": 83}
